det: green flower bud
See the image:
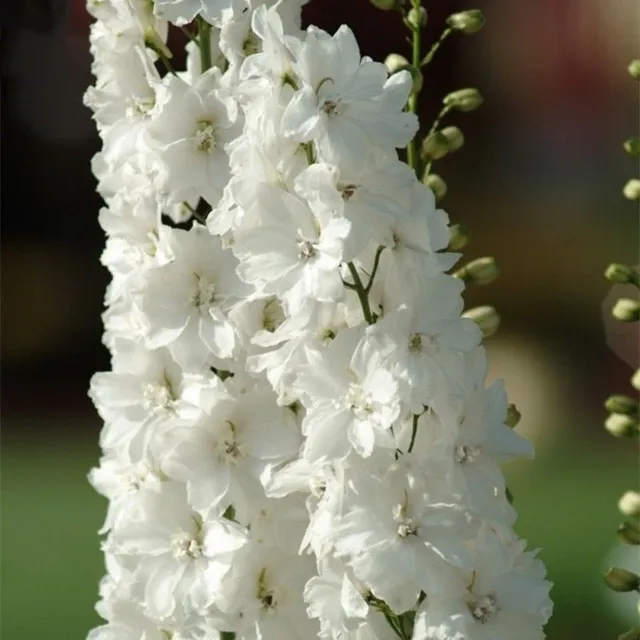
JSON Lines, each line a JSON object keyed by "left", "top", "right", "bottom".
{"left": 463, "top": 305, "right": 500, "bottom": 338}
{"left": 605, "top": 263, "right": 640, "bottom": 286}
{"left": 505, "top": 403, "right": 522, "bottom": 428}
{"left": 446, "top": 9, "right": 485, "bottom": 34}
{"left": 454, "top": 256, "right": 499, "bottom": 285}
{"left": 628, "top": 60, "right": 640, "bottom": 80}
{"left": 623, "top": 179, "right": 640, "bottom": 201}
{"left": 619, "top": 491, "right": 640, "bottom": 518}
{"left": 144, "top": 27, "right": 173, "bottom": 60}
{"left": 612, "top": 298, "right": 640, "bottom": 322}
{"left": 633, "top": 368, "right": 640, "bottom": 391}
{"left": 424, "top": 173, "right": 448, "bottom": 201}
{"left": 618, "top": 520, "right": 640, "bottom": 545}
{"left": 605, "top": 413, "right": 639, "bottom": 438}
{"left": 405, "top": 65, "right": 424, "bottom": 94}
{"left": 441, "top": 126, "right": 464, "bottom": 152}
{"left": 605, "top": 394, "right": 639, "bottom": 418}
{"left": 624, "top": 137, "right": 640, "bottom": 156}
{"left": 604, "top": 567, "right": 640, "bottom": 592}
{"left": 384, "top": 53, "right": 410, "bottom": 75}
{"left": 443, "top": 88, "right": 484, "bottom": 112}
{"left": 370, "top": 0, "right": 402, "bottom": 10}
{"left": 407, "top": 7, "right": 427, "bottom": 28}
{"left": 447, "top": 222, "right": 469, "bottom": 250}
{"left": 421, "top": 131, "right": 450, "bottom": 160}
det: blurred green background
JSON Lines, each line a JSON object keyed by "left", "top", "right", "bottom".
{"left": 1, "top": 0, "right": 638, "bottom": 638}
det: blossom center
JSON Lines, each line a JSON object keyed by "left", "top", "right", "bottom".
{"left": 125, "top": 96, "right": 155, "bottom": 119}
{"left": 297, "top": 238, "right": 318, "bottom": 261}
{"left": 171, "top": 532, "right": 203, "bottom": 559}
{"left": 262, "top": 298, "right": 284, "bottom": 333}
{"left": 468, "top": 593, "right": 499, "bottom": 624}
{"left": 217, "top": 421, "right": 246, "bottom": 464}
{"left": 194, "top": 119, "right": 217, "bottom": 154}
{"left": 321, "top": 99, "right": 343, "bottom": 117}
{"left": 338, "top": 183, "right": 359, "bottom": 200}
{"left": 257, "top": 568, "right": 282, "bottom": 613}
{"left": 454, "top": 444, "right": 481, "bottom": 464}
{"left": 142, "top": 380, "right": 174, "bottom": 415}
{"left": 392, "top": 504, "right": 418, "bottom": 538}
{"left": 192, "top": 274, "right": 217, "bottom": 311}
{"left": 243, "top": 32, "right": 261, "bottom": 56}
{"left": 345, "top": 383, "right": 374, "bottom": 420}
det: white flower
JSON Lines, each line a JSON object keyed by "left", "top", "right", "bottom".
{"left": 293, "top": 328, "right": 401, "bottom": 462}
{"left": 281, "top": 25, "right": 418, "bottom": 163}
{"left": 233, "top": 189, "right": 350, "bottom": 315}
{"left": 141, "top": 225, "right": 246, "bottom": 369}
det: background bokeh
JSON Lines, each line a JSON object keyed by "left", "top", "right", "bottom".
{"left": 1, "top": 0, "right": 639, "bottom": 638}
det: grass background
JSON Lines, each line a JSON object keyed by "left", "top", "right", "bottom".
{"left": 2, "top": 425, "right": 636, "bottom": 639}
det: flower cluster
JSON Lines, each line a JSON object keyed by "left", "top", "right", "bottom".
{"left": 86, "top": 1, "right": 552, "bottom": 639}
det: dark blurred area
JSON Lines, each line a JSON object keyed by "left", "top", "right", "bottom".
{"left": 1, "top": 1, "right": 638, "bottom": 638}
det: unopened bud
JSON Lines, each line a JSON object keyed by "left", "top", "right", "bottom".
{"left": 370, "top": 0, "right": 402, "bottom": 10}
{"left": 463, "top": 306, "right": 500, "bottom": 338}
{"left": 407, "top": 7, "right": 427, "bottom": 28}
{"left": 405, "top": 65, "right": 423, "bottom": 93}
{"left": 424, "top": 173, "right": 448, "bottom": 201}
{"left": 618, "top": 627, "right": 640, "bottom": 640}
{"left": 605, "top": 394, "right": 639, "bottom": 418}
{"left": 447, "top": 9, "right": 485, "bottom": 34}
{"left": 612, "top": 298, "right": 640, "bottom": 322}
{"left": 623, "top": 179, "right": 640, "bottom": 201}
{"left": 422, "top": 131, "right": 450, "bottom": 160}
{"left": 505, "top": 403, "right": 521, "bottom": 428}
{"left": 447, "top": 222, "right": 469, "bottom": 250}
{"left": 618, "top": 520, "right": 640, "bottom": 545}
{"left": 624, "top": 137, "right": 640, "bottom": 156}
{"left": 385, "top": 53, "right": 409, "bottom": 75}
{"left": 619, "top": 491, "right": 640, "bottom": 518}
{"left": 633, "top": 369, "right": 640, "bottom": 391}
{"left": 144, "top": 27, "right": 173, "bottom": 60}
{"left": 454, "top": 256, "right": 499, "bottom": 285}
{"left": 605, "top": 263, "right": 640, "bottom": 286}
{"left": 444, "top": 88, "right": 484, "bottom": 112}
{"left": 605, "top": 413, "right": 638, "bottom": 438}
{"left": 441, "top": 126, "right": 464, "bottom": 152}
{"left": 628, "top": 60, "right": 640, "bottom": 80}
{"left": 604, "top": 567, "right": 640, "bottom": 592}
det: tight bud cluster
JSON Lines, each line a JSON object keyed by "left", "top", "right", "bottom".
{"left": 85, "top": 2, "right": 552, "bottom": 639}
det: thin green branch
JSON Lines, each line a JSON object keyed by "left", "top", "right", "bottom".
{"left": 197, "top": 17, "right": 212, "bottom": 73}
{"left": 346, "top": 262, "right": 375, "bottom": 325}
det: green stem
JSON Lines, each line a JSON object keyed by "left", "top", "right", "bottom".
{"left": 420, "top": 27, "right": 453, "bottom": 67}
{"left": 407, "top": 413, "right": 419, "bottom": 453}
{"left": 422, "top": 104, "right": 452, "bottom": 178}
{"left": 365, "top": 245, "right": 385, "bottom": 294}
{"left": 197, "top": 17, "right": 212, "bottom": 73}
{"left": 347, "top": 262, "right": 374, "bottom": 325}
{"left": 406, "top": 1, "right": 423, "bottom": 174}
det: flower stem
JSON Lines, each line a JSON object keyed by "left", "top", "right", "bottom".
{"left": 407, "top": 413, "right": 419, "bottom": 453}
{"left": 406, "top": 0, "right": 423, "bottom": 174}
{"left": 422, "top": 104, "right": 452, "bottom": 178}
{"left": 347, "top": 262, "right": 374, "bottom": 325}
{"left": 197, "top": 17, "right": 212, "bottom": 73}
{"left": 420, "top": 27, "right": 453, "bottom": 67}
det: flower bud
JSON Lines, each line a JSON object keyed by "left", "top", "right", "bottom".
{"left": 144, "top": 27, "right": 173, "bottom": 60}
{"left": 618, "top": 520, "right": 640, "bottom": 545}
{"left": 370, "top": 0, "right": 402, "bottom": 10}
{"left": 619, "top": 491, "right": 640, "bottom": 518}
{"left": 605, "top": 394, "right": 639, "bottom": 418}
{"left": 605, "top": 263, "right": 639, "bottom": 286}
{"left": 505, "top": 403, "right": 522, "bottom": 428}
{"left": 405, "top": 65, "right": 424, "bottom": 93}
{"left": 618, "top": 627, "right": 640, "bottom": 640}
{"left": 612, "top": 298, "right": 640, "bottom": 322}
{"left": 446, "top": 9, "right": 485, "bottom": 34}
{"left": 605, "top": 413, "right": 638, "bottom": 438}
{"left": 633, "top": 368, "right": 640, "bottom": 391}
{"left": 443, "top": 88, "right": 484, "bottom": 112}
{"left": 447, "top": 222, "right": 469, "bottom": 250}
{"left": 384, "top": 53, "right": 409, "bottom": 75}
{"left": 421, "top": 131, "right": 450, "bottom": 160}
{"left": 407, "top": 7, "right": 428, "bottom": 28}
{"left": 454, "top": 256, "right": 499, "bottom": 285}
{"left": 604, "top": 567, "right": 640, "bottom": 592}
{"left": 624, "top": 137, "right": 640, "bottom": 156}
{"left": 463, "top": 306, "right": 500, "bottom": 338}
{"left": 623, "top": 179, "right": 640, "bottom": 201}
{"left": 628, "top": 60, "right": 640, "bottom": 80}
{"left": 441, "top": 126, "right": 464, "bottom": 152}
{"left": 424, "top": 174, "right": 447, "bottom": 201}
